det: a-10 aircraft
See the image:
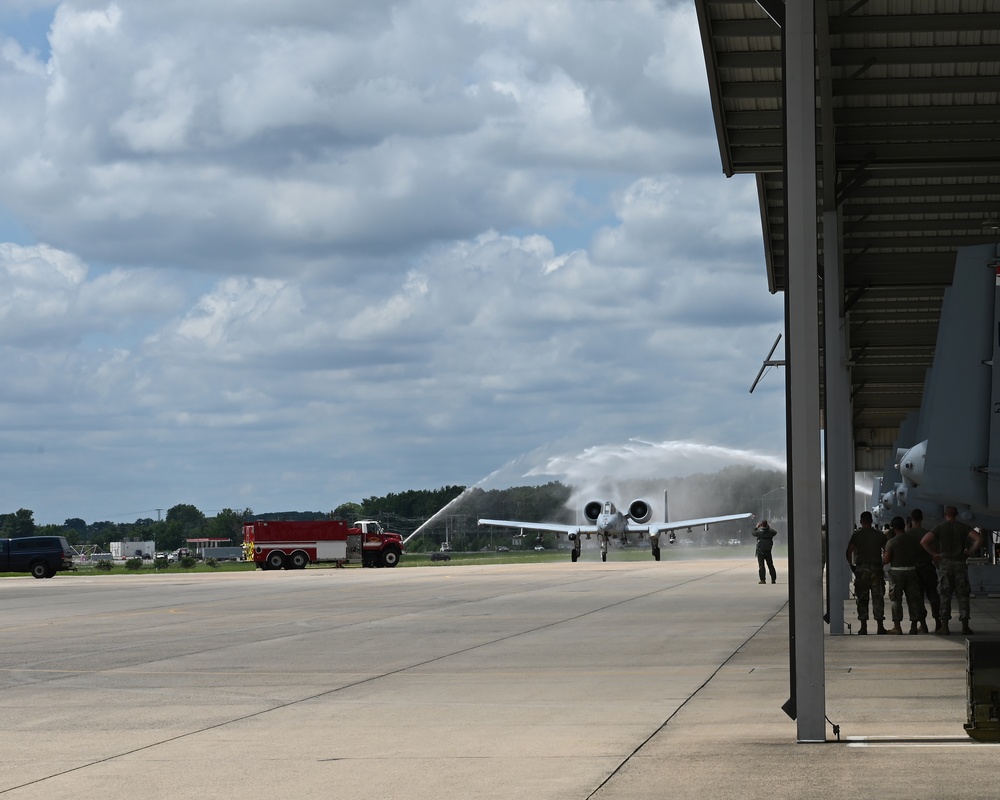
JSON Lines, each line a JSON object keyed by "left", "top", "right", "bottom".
{"left": 479, "top": 499, "right": 753, "bottom": 562}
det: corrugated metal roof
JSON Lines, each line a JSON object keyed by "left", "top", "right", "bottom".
{"left": 696, "top": 0, "right": 1000, "bottom": 468}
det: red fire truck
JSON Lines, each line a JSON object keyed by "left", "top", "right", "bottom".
{"left": 243, "top": 519, "right": 404, "bottom": 569}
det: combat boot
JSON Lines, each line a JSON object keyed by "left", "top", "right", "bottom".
{"left": 858, "top": 621, "right": 868, "bottom": 635}
{"left": 938, "top": 619, "right": 950, "bottom": 635}
{"left": 876, "top": 620, "right": 888, "bottom": 635}
{"left": 887, "top": 622, "right": 902, "bottom": 635}
{"left": 934, "top": 618, "right": 942, "bottom": 633}
{"left": 909, "top": 621, "right": 919, "bottom": 635}
{"left": 961, "top": 620, "right": 974, "bottom": 635}
{"left": 918, "top": 620, "right": 929, "bottom": 634}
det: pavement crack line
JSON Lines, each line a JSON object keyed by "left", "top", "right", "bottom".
{"left": 584, "top": 599, "right": 789, "bottom": 800}
{"left": 0, "top": 566, "right": 693, "bottom": 686}
{"left": 1, "top": 564, "right": 745, "bottom": 796}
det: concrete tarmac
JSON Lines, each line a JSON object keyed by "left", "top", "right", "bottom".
{"left": 1, "top": 558, "right": 997, "bottom": 799}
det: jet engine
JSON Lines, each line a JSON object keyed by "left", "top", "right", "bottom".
{"left": 584, "top": 501, "right": 603, "bottom": 522}
{"left": 628, "top": 499, "right": 652, "bottom": 524}
{"left": 895, "top": 440, "right": 927, "bottom": 488}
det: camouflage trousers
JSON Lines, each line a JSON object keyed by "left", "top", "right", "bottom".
{"left": 853, "top": 563, "right": 885, "bottom": 622}
{"left": 937, "top": 558, "right": 972, "bottom": 621}
{"left": 915, "top": 562, "right": 941, "bottom": 622}
{"left": 887, "top": 568, "right": 924, "bottom": 622}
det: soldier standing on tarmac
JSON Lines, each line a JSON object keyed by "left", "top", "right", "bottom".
{"left": 920, "top": 506, "right": 983, "bottom": 635}
{"left": 846, "top": 511, "right": 887, "bottom": 635}
{"left": 906, "top": 509, "right": 939, "bottom": 632}
{"left": 753, "top": 520, "right": 778, "bottom": 584}
{"left": 883, "top": 516, "right": 925, "bottom": 634}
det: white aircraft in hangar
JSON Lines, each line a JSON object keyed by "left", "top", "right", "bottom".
{"left": 479, "top": 499, "right": 753, "bottom": 562}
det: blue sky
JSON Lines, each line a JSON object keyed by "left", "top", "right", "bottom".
{"left": 0, "top": 4, "right": 51, "bottom": 57}
{"left": 0, "top": 1, "right": 785, "bottom": 525}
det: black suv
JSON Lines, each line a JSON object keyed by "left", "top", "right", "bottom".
{"left": 0, "top": 536, "right": 74, "bottom": 579}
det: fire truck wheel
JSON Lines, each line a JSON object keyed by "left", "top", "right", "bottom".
{"left": 288, "top": 551, "right": 309, "bottom": 569}
{"left": 266, "top": 552, "right": 286, "bottom": 570}
{"left": 381, "top": 548, "right": 400, "bottom": 568}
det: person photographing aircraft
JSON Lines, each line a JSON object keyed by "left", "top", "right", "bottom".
{"left": 753, "top": 520, "right": 778, "bottom": 584}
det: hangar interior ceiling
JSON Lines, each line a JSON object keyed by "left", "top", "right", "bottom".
{"left": 695, "top": 0, "right": 1000, "bottom": 470}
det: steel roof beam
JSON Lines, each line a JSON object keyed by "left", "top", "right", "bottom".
{"left": 836, "top": 106, "right": 1000, "bottom": 125}
{"left": 829, "top": 12, "right": 1000, "bottom": 34}
{"left": 832, "top": 45, "right": 1000, "bottom": 66}
{"left": 843, "top": 199, "right": 1000, "bottom": 214}
{"left": 833, "top": 75, "right": 1000, "bottom": 95}
{"left": 837, "top": 141, "right": 1000, "bottom": 166}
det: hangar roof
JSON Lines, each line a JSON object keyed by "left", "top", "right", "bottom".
{"left": 695, "top": 0, "right": 1000, "bottom": 468}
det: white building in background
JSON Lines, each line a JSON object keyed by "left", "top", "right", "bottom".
{"left": 110, "top": 540, "right": 156, "bottom": 559}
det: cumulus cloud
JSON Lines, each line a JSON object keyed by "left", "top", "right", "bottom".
{"left": 1, "top": 0, "right": 721, "bottom": 267}
{"left": 0, "top": 0, "right": 784, "bottom": 524}
{"left": 0, "top": 242, "right": 182, "bottom": 345}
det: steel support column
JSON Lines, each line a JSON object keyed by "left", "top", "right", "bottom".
{"left": 815, "top": 0, "right": 851, "bottom": 637}
{"left": 823, "top": 209, "right": 852, "bottom": 636}
{"left": 784, "top": 0, "right": 826, "bottom": 742}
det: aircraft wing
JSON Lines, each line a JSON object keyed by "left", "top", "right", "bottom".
{"left": 631, "top": 513, "right": 754, "bottom": 534}
{"left": 477, "top": 519, "right": 597, "bottom": 535}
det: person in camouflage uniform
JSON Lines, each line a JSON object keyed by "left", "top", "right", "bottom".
{"left": 906, "top": 509, "right": 939, "bottom": 632}
{"left": 920, "top": 505, "right": 983, "bottom": 635}
{"left": 883, "top": 516, "right": 925, "bottom": 634}
{"left": 846, "top": 511, "right": 887, "bottom": 635}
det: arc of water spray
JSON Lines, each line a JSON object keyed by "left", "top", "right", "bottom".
{"left": 402, "top": 460, "right": 520, "bottom": 544}
{"left": 403, "top": 439, "right": 788, "bottom": 544}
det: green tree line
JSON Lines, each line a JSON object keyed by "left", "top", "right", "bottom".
{"left": 2, "top": 466, "right": 784, "bottom": 554}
